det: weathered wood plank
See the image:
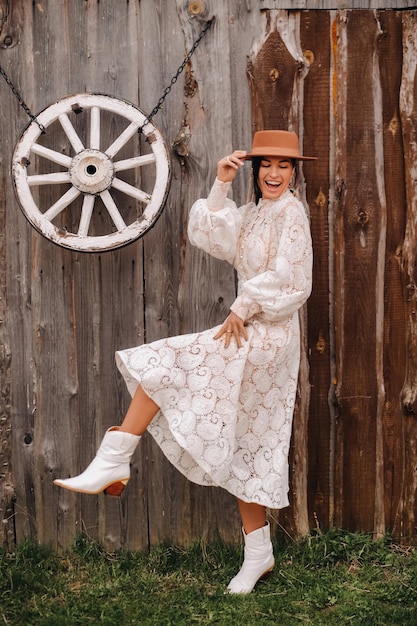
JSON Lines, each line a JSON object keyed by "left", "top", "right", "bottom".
{"left": 300, "top": 10, "right": 333, "bottom": 530}
{"left": 2, "top": 0, "right": 40, "bottom": 545}
{"left": 247, "top": 13, "right": 302, "bottom": 132}
{"left": 376, "top": 9, "right": 406, "bottom": 537}
{"left": 228, "top": 2, "right": 259, "bottom": 197}
{"left": 334, "top": 10, "right": 385, "bottom": 533}
{"left": 398, "top": 9, "right": 417, "bottom": 544}
{"left": 0, "top": 128, "right": 14, "bottom": 552}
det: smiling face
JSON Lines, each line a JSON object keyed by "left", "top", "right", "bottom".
{"left": 257, "top": 157, "right": 294, "bottom": 200}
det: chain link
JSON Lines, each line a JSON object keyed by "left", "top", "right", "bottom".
{"left": 138, "top": 17, "right": 214, "bottom": 133}
{"left": 0, "top": 65, "right": 46, "bottom": 133}
{"left": 0, "top": 16, "right": 214, "bottom": 137}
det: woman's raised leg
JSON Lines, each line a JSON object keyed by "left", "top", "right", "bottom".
{"left": 54, "top": 385, "right": 159, "bottom": 495}
{"left": 119, "top": 385, "right": 159, "bottom": 435}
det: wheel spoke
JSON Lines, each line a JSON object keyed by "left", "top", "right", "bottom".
{"left": 100, "top": 190, "right": 127, "bottom": 231}
{"left": 59, "top": 113, "right": 85, "bottom": 153}
{"left": 43, "top": 186, "right": 81, "bottom": 221}
{"left": 90, "top": 106, "right": 100, "bottom": 150}
{"left": 28, "top": 172, "right": 71, "bottom": 186}
{"left": 78, "top": 194, "right": 95, "bottom": 236}
{"left": 105, "top": 122, "right": 138, "bottom": 158}
{"left": 111, "top": 177, "right": 151, "bottom": 204}
{"left": 30, "top": 144, "right": 72, "bottom": 167}
{"left": 114, "top": 154, "right": 156, "bottom": 172}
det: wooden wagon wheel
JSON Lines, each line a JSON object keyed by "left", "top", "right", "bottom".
{"left": 12, "top": 93, "right": 171, "bottom": 252}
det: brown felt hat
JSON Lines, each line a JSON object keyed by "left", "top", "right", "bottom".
{"left": 246, "top": 130, "right": 317, "bottom": 161}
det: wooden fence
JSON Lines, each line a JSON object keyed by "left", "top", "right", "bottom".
{"left": 1, "top": 0, "right": 417, "bottom": 552}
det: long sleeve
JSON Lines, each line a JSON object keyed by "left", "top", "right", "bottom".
{"left": 187, "top": 178, "right": 242, "bottom": 265}
{"left": 230, "top": 196, "right": 312, "bottom": 323}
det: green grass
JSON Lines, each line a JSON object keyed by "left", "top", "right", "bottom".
{"left": 1, "top": 529, "right": 417, "bottom": 625}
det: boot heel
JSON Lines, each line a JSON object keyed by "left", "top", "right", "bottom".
{"left": 104, "top": 479, "right": 129, "bottom": 497}
{"left": 260, "top": 566, "right": 274, "bottom": 581}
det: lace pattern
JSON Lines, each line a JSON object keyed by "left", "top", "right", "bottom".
{"left": 116, "top": 180, "right": 312, "bottom": 508}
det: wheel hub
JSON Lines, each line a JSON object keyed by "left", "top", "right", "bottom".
{"left": 69, "top": 149, "right": 114, "bottom": 194}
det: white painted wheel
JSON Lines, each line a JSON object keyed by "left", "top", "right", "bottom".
{"left": 12, "top": 94, "right": 171, "bottom": 252}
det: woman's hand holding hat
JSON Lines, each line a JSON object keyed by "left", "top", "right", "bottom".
{"left": 217, "top": 150, "right": 247, "bottom": 183}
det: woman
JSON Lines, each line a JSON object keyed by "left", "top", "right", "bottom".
{"left": 54, "top": 130, "right": 315, "bottom": 594}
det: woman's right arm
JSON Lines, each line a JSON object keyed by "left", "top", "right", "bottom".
{"left": 187, "top": 150, "right": 247, "bottom": 263}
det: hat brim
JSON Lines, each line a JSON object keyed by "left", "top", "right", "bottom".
{"left": 245, "top": 149, "right": 317, "bottom": 161}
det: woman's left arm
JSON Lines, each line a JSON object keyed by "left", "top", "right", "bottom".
{"left": 231, "top": 199, "right": 313, "bottom": 323}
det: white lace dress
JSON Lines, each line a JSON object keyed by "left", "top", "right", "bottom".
{"left": 116, "top": 179, "right": 312, "bottom": 508}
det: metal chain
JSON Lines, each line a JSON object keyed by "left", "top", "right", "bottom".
{"left": 138, "top": 17, "right": 214, "bottom": 133}
{"left": 0, "top": 65, "right": 46, "bottom": 133}
{"left": 0, "top": 16, "right": 214, "bottom": 136}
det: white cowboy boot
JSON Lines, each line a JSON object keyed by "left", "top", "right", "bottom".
{"left": 53, "top": 427, "right": 141, "bottom": 496}
{"left": 227, "top": 522, "right": 274, "bottom": 594}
